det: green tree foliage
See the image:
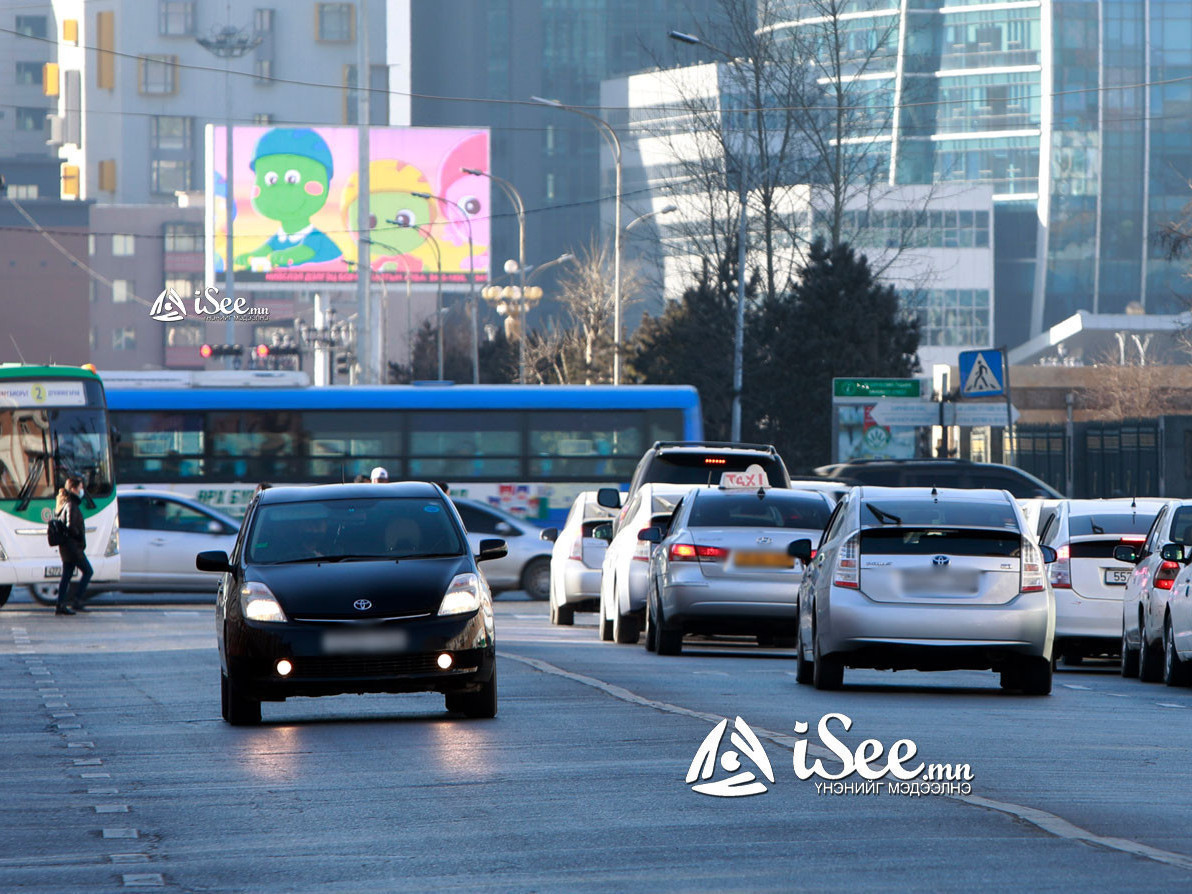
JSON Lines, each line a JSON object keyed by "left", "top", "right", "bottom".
{"left": 750, "top": 237, "right": 920, "bottom": 471}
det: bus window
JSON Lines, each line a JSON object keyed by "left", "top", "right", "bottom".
{"left": 527, "top": 410, "right": 643, "bottom": 480}
{"left": 112, "top": 411, "right": 205, "bottom": 482}
{"left": 302, "top": 411, "right": 402, "bottom": 481}
{"left": 210, "top": 411, "right": 302, "bottom": 479}
{"left": 408, "top": 412, "right": 521, "bottom": 479}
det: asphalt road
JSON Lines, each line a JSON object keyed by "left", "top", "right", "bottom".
{"left": 3, "top": 592, "right": 1192, "bottom": 892}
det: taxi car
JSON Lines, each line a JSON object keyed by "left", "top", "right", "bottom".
{"left": 199, "top": 482, "right": 506, "bottom": 724}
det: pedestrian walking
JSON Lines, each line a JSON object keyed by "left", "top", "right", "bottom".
{"left": 54, "top": 476, "right": 92, "bottom": 616}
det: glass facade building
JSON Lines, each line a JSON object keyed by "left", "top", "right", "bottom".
{"left": 770, "top": 0, "right": 1192, "bottom": 348}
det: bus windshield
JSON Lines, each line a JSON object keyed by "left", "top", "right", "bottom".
{"left": 0, "top": 378, "right": 115, "bottom": 504}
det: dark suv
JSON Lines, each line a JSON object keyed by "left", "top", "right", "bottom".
{"left": 598, "top": 441, "right": 792, "bottom": 509}
{"left": 814, "top": 459, "right": 1063, "bottom": 499}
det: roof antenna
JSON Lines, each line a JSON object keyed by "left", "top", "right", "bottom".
{"left": 8, "top": 334, "right": 27, "bottom": 364}
{"left": 341, "top": 461, "right": 346, "bottom": 484}
{"left": 931, "top": 485, "right": 939, "bottom": 501}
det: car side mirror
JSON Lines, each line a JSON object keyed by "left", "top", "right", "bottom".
{"left": 540, "top": 527, "right": 559, "bottom": 543}
{"left": 1160, "top": 543, "right": 1186, "bottom": 563}
{"left": 596, "top": 487, "right": 621, "bottom": 509}
{"left": 196, "top": 550, "right": 231, "bottom": 573}
{"left": 787, "top": 538, "right": 813, "bottom": 563}
{"left": 1039, "top": 545, "right": 1058, "bottom": 564}
{"left": 591, "top": 523, "right": 613, "bottom": 542}
{"left": 477, "top": 538, "right": 508, "bottom": 562}
{"left": 1113, "top": 544, "right": 1141, "bottom": 565}
{"left": 638, "top": 526, "right": 662, "bottom": 543}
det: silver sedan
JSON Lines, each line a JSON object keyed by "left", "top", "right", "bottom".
{"left": 642, "top": 487, "right": 834, "bottom": 655}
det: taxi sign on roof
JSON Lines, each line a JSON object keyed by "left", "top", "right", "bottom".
{"left": 720, "top": 465, "right": 770, "bottom": 490}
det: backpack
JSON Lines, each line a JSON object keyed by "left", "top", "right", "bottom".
{"left": 47, "top": 508, "right": 68, "bottom": 548}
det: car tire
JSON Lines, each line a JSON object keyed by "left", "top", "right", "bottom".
{"left": 520, "top": 558, "right": 551, "bottom": 601}
{"left": 221, "top": 672, "right": 261, "bottom": 726}
{"left": 655, "top": 600, "right": 682, "bottom": 656}
{"left": 1139, "top": 624, "right": 1164, "bottom": 683}
{"left": 998, "top": 666, "right": 1020, "bottom": 691}
{"left": 1016, "top": 657, "right": 1053, "bottom": 696}
{"left": 794, "top": 612, "right": 814, "bottom": 685}
{"left": 554, "top": 600, "right": 575, "bottom": 626}
{"left": 1121, "top": 627, "right": 1140, "bottom": 678}
{"left": 1163, "top": 619, "right": 1192, "bottom": 687}
{"left": 1062, "top": 652, "right": 1084, "bottom": 667}
{"left": 812, "top": 623, "right": 843, "bottom": 691}
{"left": 613, "top": 607, "right": 641, "bottom": 644}
{"left": 28, "top": 584, "right": 57, "bottom": 606}
{"left": 446, "top": 666, "right": 498, "bottom": 719}
{"left": 0, "top": 585, "right": 11, "bottom": 608}
{"left": 598, "top": 595, "right": 614, "bottom": 641}
{"left": 644, "top": 600, "right": 658, "bottom": 652}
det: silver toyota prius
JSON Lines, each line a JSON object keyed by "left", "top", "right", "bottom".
{"left": 793, "top": 486, "right": 1057, "bottom": 694}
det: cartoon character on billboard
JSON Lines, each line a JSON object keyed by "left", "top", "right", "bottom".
{"left": 212, "top": 172, "right": 235, "bottom": 275}
{"left": 436, "top": 133, "right": 489, "bottom": 273}
{"left": 340, "top": 159, "right": 449, "bottom": 274}
{"left": 233, "top": 128, "right": 343, "bottom": 271}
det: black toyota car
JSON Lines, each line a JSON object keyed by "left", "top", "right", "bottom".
{"left": 198, "top": 482, "right": 506, "bottom": 725}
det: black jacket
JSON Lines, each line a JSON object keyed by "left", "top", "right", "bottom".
{"left": 56, "top": 492, "right": 86, "bottom": 564}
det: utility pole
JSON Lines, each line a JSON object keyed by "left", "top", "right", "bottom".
{"left": 355, "top": 0, "right": 372, "bottom": 383}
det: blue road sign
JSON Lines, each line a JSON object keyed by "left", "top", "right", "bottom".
{"left": 958, "top": 349, "right": 1005, "bottom": 397}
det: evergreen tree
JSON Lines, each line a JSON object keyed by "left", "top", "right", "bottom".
{"left": 388, "top": 312, "right": 516, "bottom": 384}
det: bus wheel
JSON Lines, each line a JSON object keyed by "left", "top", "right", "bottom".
{"left": 0, "top": 586, "right": 11, "bottom": 608}
{"left": 28, "top": 584, "right": 58, "bottom": 606}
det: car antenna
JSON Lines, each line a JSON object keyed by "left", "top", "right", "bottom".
{"left": 931, "top": 485, "right": 939, "bottom": 502}
{"left": 341, "top": 461, "right": 346, "bottom": 484}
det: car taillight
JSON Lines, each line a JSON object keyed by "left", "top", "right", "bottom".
{"left": 1048, "top": 543, "right": 1071, "bottom": 589}
{"left": 668, "top": 543, "right": 728, "bottom": 563}
{"left": 1022, "top": 541, "right": 1045, "bottom": 593}
{"left": 633, "top": 539, "right": 652, "bottom": 561}
{"left": 1155, "top": 560, "right": 1180, "bottom": 590}
{"left": 833, "top": 535, "right": 859, "bottom": 589}
{"left": 569, "top": 537, "right": 583, "bottom": 561}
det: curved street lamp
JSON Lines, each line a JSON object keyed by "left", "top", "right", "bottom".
{"left": 388, "top": 219, "right": 445, "bottom": 380}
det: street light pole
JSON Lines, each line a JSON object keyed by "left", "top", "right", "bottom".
{"left": 530, "top": 96, "right": 623, "bottom": 385}
{"left": 355, "top": 0, "right": 373, "bottom": 383}
{"left": 412, "top": 190, "right": 478, "bottom": 384}
{"left": 391, "top": 220, "right": 444, "bottom": 379}
{"left": 197, "top": 21, "right": 261, "bottom": 365}
{"left": 669, "top": 30, "right": 748, "bottom": 440}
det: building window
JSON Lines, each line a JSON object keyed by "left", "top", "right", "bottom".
{"left": 254, "top": 8, "right": 275, "bottom": 32}
{"left": 343, "top": 65, "right": 389, "bottom": 125}
{"left": 97, "top": 11, "right": 115, "bottom": 90}
{"left": 252, "top": 113, "right": 274, "bottom": 125}
{"left": 164, "top": 223, "right": 203, "bottom": 253}
{"left": 88, "top": 234, "right": 96, "bottom": 256}
{"left": 151, "top": 159, "right": 192, "bottom": 193}
{"left": 254, "top": 59, "right": 273, "bottom": 80}
{"left": 546, "top": 173, "right": 555, "bottom": 201}
{"left": 152, "top": 115, "right": 192, "bottom": 151}
{"left": 165, "top": 321, "right": 204, "bottom": 347}
{"left": 158, "top": 0, "right": 195, "bottom": 35}
{"left": 165, "top": 276, "right": 201, "bottom": 300}
{"left": 15, "top": 15, "right": 47, "bottom": 38}
{"left": 112, "top": 327, "right": 137, "bottom": 351}
{"left": 6, "top": 184, "right": 38, "bottom": 199}
{"left": 112, "top": 234, "right": 135, "bottom": 256}
{"left": 112, "top": 280, "right": 134, "bottom": 304}
{"left": 89, "top": 327, "right": 98, "bottom": 350}
{"left": 15, "top": 61, "right": 43, "bottom": 86}
{"left": 316, "top": 3, "right": 354, "bottom": 41}
{"left": 15, "top": 107, "right": 45, "bottom": 131}
{"left": 139, "top": 55, "right": 179, "bottom": 95}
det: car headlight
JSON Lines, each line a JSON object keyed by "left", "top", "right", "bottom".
{"left": 240, "top": 581, "right": 287, "bottom": 622}
{"left": 104, "top": 518, "right": 119, "bottom": 558}
{"left": 439, "top": 572, "right": 482, "bottom": 616}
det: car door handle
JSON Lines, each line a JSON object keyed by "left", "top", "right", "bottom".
{"left": 150, "top": 538, "right": 169, "bottom": 546}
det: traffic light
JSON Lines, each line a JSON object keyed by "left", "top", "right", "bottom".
{"left": 335, "top": 351, "right": 352, "bottom": 377}
{"left": 200, "top": 343, "right": 243, "bottom": 359}
{"left": 258, "top": 344, "right": 301, "bottom": 357}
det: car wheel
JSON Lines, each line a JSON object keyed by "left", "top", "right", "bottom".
{"left": 812, "top": 622, "right": 843, "bottom": 691}
{"left": 655, "top": 599, "right": 682, "bottom": 656}
{"left": 1062, "top": 652, "right": 1084, "bottom": 667}
{"left": 794, "top": 610, "right": 814, "bottom": 685}
{"left": 1139, "top": 622, "right": 1164, "bottom": 683}
{"left": 644, "top": 595, "right": 657, "bottom": 652}
{"left": 598, "top": 580, "right": 614, "bottom": 641}
{"left": 28, "top": 584, "right": 57, "bottom": 606}
{"left": 998, "top": 665, "right": 1020, "bottom": 691}
{"left": 1163, "top": 619, "right": 1191, "bottom": 687}
{"left": 613, "top": 605, "right": 641, "bottom": 645}
{"left": 1016, "top": 657, "right": 1053, "bottom": 695}
{"left": 554, "top": 598, "right": 575, "bottom": 627}
{"left": 1121, "top": 626, "right": 1140, "bottom": 678}
{"left": 520, "top": 558, "right": 551, "bottom": 601}
{"left": 446, "top": 666, "right": 498, "bottom": 719}
{"left": 0, "top": 585, "right": 11, "bottom": 608}
{"left": 221, "top": 671, "right": 261, "bottom": 726}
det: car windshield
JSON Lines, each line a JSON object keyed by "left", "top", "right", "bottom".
{"left": 646, "top": 453, "right": 785, "bottom": 486}
{"left": 862, "top": 500, "right": 1020, "bottom": 530}
{"left": 690, "top": 492, "right": 831, "bottom": 529}
{"left": 246, "top": 497, "right": 466, "bottom": 564}
{"left": 1068, "top": 513, "right": 1156, "bottom": 537}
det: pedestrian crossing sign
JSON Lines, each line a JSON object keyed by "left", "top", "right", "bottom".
{"left": 958, "top": 349, "right": 1005, "bottom": 397}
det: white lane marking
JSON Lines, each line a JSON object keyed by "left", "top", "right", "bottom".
{"left": 1104, "top": 693, "right": 1129, "bottom": 698}
{"left": 500, "top": 649, "right": 1192, "bottom": 874}
{"left": 102, "top": 828, "right": 138, "bottom": 839}
{"left": 73, "top": 758, "right": 102, "bottom": 766}
{"left": 88, "top": 787, "right": 119, "bottom": 795}
{"left": 959, "top": 795, "right": 1192, "bottom": 872}
{"left": 109, "top": 854, "right": 150, "bottom": 864}
{"left": 56, "top": 723, "right": 82, "bottom": 729}
{"left": 81, "top": 773, "right": 111, "bottom": 778}
{"left": 95, "top": 804, "right": 129, "bottom": 813}
{"left": 52, "top": 712, "right": 76, "bottom": 718}
{"left": 693, "top": 671, "right": 730, "bottom": 676}
{"left": 1061, "top": 683, "right": 1092, "bottom": 691}
{"left": 44, "top": 702, "right": 68, "bottom": 708}
{"left": 1156, "top": 703, "right": 1188, "bottom": 709}
{"left": 67, "top": 742, "right": 94, "bottom": 748}
{"left": 121, "top": 873, "right": 163, "bottom": 886}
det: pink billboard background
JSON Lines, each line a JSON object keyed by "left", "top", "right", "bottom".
{"left": 206, "top": 126, "right": 490, "bottom": 286}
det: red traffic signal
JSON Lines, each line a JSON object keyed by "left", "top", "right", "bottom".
{"left": 255, "top": 344, "right": 270, "bottom": 358}
{"left": 200, "top": 344, "right": 213, "bottom": 359}
{"left": 200, "top": 344, "right": 243, "bottom": 359}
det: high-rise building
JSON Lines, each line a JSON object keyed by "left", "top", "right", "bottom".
{"left": 1, "top": 4, "right": 57, "bottom": 159}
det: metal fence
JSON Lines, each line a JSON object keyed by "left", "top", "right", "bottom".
{"left": 1012, "top": 420, "right": 1163, "bottom": 497}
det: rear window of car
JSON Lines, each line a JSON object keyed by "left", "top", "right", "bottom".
{"left": 643, "top": 453, "right": 787, "bottom": 487}
{"left": 247, "top": 497, "right": 465, "bottom": 564}
{"left": 689, "top": 492, "right": 831, "bottom": 529}
{"left": 1068, "top": 513, "right": 1156, "bottom": 537}
{"left": 862, "top": 528, "right": 1022, "bottom": 557}
{"left": 862, "top": 499, "right": 1020, "bottom": 530}
{"left": 847, "top": 465, "right": 1057, "bottom": 498}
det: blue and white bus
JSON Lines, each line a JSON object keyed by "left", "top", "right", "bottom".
{"left": 104, "top": 374, "right": 702, "bottom": 524}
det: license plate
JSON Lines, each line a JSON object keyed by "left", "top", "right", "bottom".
{"left": 734, "top": 550, "right": 793, "bottom": 569}
{"left": 1104, "top": 568, "right": 1130, "bottom": 586}
{"left": 44, "top": 565, "right": 61, "bottom": 579}
{"left": 322, "top": 629, "right": 410, "bottom": 654}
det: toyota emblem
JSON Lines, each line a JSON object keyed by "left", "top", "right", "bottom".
{"left": 353, "top": 599, "right": 373, "bottom": 611}
{"left": 932, "top": 555, "right": 950, "bottom": 567}
{"left": 756, "top": 536, "right": 772, "bottom": 545}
